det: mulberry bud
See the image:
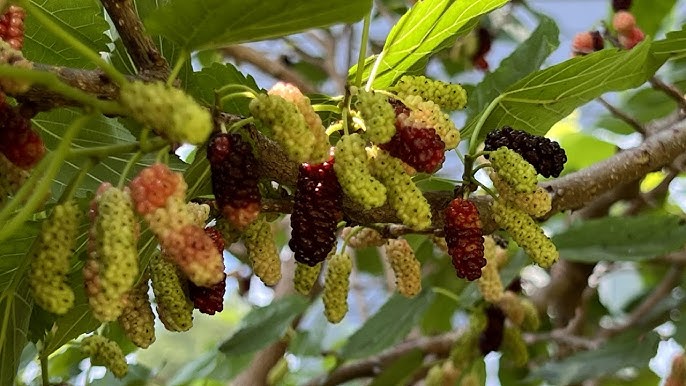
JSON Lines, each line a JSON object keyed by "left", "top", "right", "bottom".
{"left": 399, "top": 95, "right": 460, "bottom": 149}
{"left": 488, "top": 147, "right": 537, "bottom": 193}
{"left": 342, "top": 227, "right": 386, "bottom": 249}
{"left": 477, "top": 236, "right": 504, "bottom": 303}
{"left": 491, "top": 173, "right": 551, "bottom": 217}
{"left": 501, "top": 327, "right": 528, "bottom": 367}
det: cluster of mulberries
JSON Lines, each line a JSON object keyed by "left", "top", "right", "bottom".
{"left": 370, "top": 149, "right": 432, "bottom": 230}
{"left": 268, "top": 82, "right": 330, "bottom": 163}
{"left": 333, "top": 133, "right": 387, "bottom": 209}
{"left": 28, "top": 201, "right": 80, "bottom": 314}
{"left": 341, "top": 227, "right": 386, "bottom": 249}
{"left": 118, "top": 272, "right": 156, "bottom": 348}
{"left": 613, "top": 10, "right": 644, "bottom": 49}
{"left": 207, "top": 133, "right": 261, "bottom": 230}
{"left": 294, "top": 260, "right": 323, "bottom": 296}
{"left": 0, "top": 6, "right": 25, "bottom": 50}
{"left": 443, "top": 198, "right": 486, "bottom": 281}
{"left": 488, "top": 147, "right": 537, "bottom": 193}
{"left": 323, "top": 253, "right": 352, "bottom": 323}
{"left": 84, "top": 183, "right": 139, "bottom": 322}
{"left": 0, "top": 153, "right": 28, "bottom": 204}
{"left": 243, "top": 216, "right": 281, "bottom": 286}
{"left": 119, "top": 81, "right": 212, "bottom": 145}
{"left": 0, "top": 99, "right": 44, "bottom": 169}
{"left": 188, "top": 227, "right": 227, "bottom": 315}
{"left": 379, "top": 121, "right": 445, "bottom": 173}
{"left": 354, "top": 89, "right": 397, "bottom": 144}
{"left": 479, "top": 305, "right": 506, "bottom": 355}
{"left": 571, "top": 31, "right": 604, "bottom": 56}
{"left": 289, "top": 156, "right": 343, "bottom": 266}
{"left": 384, "top": 239, "right": 421, "bottom": 298}
{"left": 484, "top": 126, "right": 567, "bottom": 178}
{"left": 80, "top": 335, "right": 128, "bottom": 379}
{"left": 399, "top": 95, "right": 460, "bottom": 149}
{"left": 490, "top": 173, "right": 551, "bottom": 217}
{"left": 249, "top": 93, "right": 315, "bottom": 163}
{"left": 391, "top": 75, "right": 468, "bottom": 111}
{"left": 149, "top": 253, "right": 194, "bottom": 332}
{"left": 477, "top": 236, "right": 504, "bottom": 303}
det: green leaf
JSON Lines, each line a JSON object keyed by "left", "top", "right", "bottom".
{"left": 144, "top": 0, "right": 372, "bottom": 51}
{"left": 218, "top": 296, "right": 309, "bottom": 356}
{"left": 339, "top": 290, "right": 434, "bottom": 360}
{"left": 0, "top": 281, "right": 32, "bottom": 386}
{"left": 349, "top": 0, "right": 509, "bottom": 89}
{"left": 632, "top": 0, "right": 676, "bottom": 37}
{"left": 186, "top": 63, "right": 260, "bottom": 115}
{"left": 466, "top": 13, "right": 559, "bottom": 120}
{"left": 651, "top": 24, "right": 686, "bottom": 60}
{"left": 23, "top": 0, "right": 111, "bottom": 68}
{"left": 529, "top": 330, "right": 660, "bottom": 386}
{"left": 553, "top": 214, "right": 686, "bottom": 263}
{"left": 367, "top": 349, "right": 424, "bottom": 386}
{"left": 557, "top": 132, "right": 615, "bottom": 172}
{"left": 462, "top": 41, "right": 665, "bottom": 139}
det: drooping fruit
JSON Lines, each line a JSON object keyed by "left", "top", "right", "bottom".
{"left": 443, "top": 198, "right": 486, "bottom": 281}
{"left": 484, "top": 126, "right": 567, "bottom": 178}
{"left": 333, "top": 133, "right": 387, "bottom": 209}
{"left": 323, "top": 253, "right": 352, "bottom": 323}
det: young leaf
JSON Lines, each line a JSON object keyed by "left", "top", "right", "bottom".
{"left": 186, "top": 63, "right": 260, "bottom": 116}
{"left": 349, "top": 0, "right": 509, "bottom": 89}
{"left": 144, "top": 0, "right": 372, "bottom": 51}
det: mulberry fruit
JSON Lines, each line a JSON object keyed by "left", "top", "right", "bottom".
{"left": 0, "top": 153, "right": 28, "bottom": 204}
{"left": 118, "top": 273, "right": 156, "bottom": 348}
{"left": 29, "top": 201, "right": 80, "bottom": 314}
{"left": 477, "top": 236, "right": 504, "bottom": 303}
{"left": 289, "top": 156, "right": 343, "bottom": 266}
{"left": 0, "top": 6, "right": 25, "bottom": 50}
{"left": 249, "top": 93, "right": 315, "bottom": 163}
{"left": 384, "top": 239, "right": 421, "bottom": 298}
{"left": 472, "top": 27, "right": 493, "bottom": 71}
{"left": 323, "top": 253, "right": 352, "bottom": 323}
{"left": 619, "top": 26, "right": 645, "bottom": 49}
{"left": 479, "top": 305, "right": 506, "bottom": 355}
{"left": 80, "top": 335, "right": 128, "bottom": 378}
{"left": 443, "top": 198, "right": 486, "bottom": 281}
{"left": 613, "top": 10, "right": 636, "bottom": 34}
{"left": 491, "top": 199, "right": 559, "bottom": 268}
{"left": 501, "top": 327, "right": 528, "bottom": 367}
{"left": 0, "top": 41, "right": 32, "bottom": 94}
{"left": 333, "top": 133, "right": 387, "bottom": 209}
{"left": 342, "top": 227, "right": 386, "bottom": 249}
{"left": 400, "top": 95, "right": 460, "bottom": 149}
{"left": 379, "top": 121, "right": 445, "bottom": 173}
{"left": 215, "top": 217, "right": 242, "bottom": 246}
{"left": 188, "top": 227, "right": 227, "bottom": 315}
{"left": 612, "top": 0, "right": 632, "bottom": 11}
{"left": 244, "top": 216, "right": 281, "bottom": 286}
{"left": 149, "top": 253, "right": 194, "bottom": 332}
{"left": 0, "top": 102, "right": 45, "bottom": 169}
{"left": 572, "top": 31, "right": 604, "bottom": 55}
{"left": 488, "top": 147, "right": 537, "bottom": 193}
{"left": 484, "top": 126, "right": 567, "bottom": 178}
{"left": 268, "top": 82, "right": 330, "bottom": 163}
{"left": 369, "top": 149, "right": 432, "bottom": 230}
{"left": 207, "top": 133, "right": 261, "bottom": 230}
{"left": 129, "top": 162, "right": 184, "bottom": 215}
{"left": 294, "top": 261, "right": 322, "bottom": 296}
{"left": 391, "top": 75, "right": 468, "bottom": 111}
{"left": 119, "top": 81, "right": 212, "bottom": 145}
{"left": 354, "top": 89, "right": 396, "bottom": 144}
{"left": 491, "top": 173, "right": 551, "bottom": 217}
{"left": 160, "top": 224, "right": 225, "bottom": 287}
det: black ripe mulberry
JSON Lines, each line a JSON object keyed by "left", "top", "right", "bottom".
{"left": 189, "top": 227, "right": 227, "bottom": 315}
{"left": 612, "top": 0, "right": 632, "bottom": 11}
{"left": 379, "top": 120, "right": 445, "bottom": 173}
{"left": 479, "top": 305, "right": 506, "bottom": 355}
{"left": 443, "top": 198, "right": 486, "bottom": 281}
{"left": 0, "top": 6, "right": 25, "bottom": 50}
{"left": 484, "top": 126, "right": 567, "bottom": 178}
{"left": 208, "top": 133, "right": 261, "bottom": 229}
{"left": 0, "top": 101, "right": 44, "bottom": 169}
{"left": 289, "top": 156, "right": 343, "bottom": 266}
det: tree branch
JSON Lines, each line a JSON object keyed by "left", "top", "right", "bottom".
{"left": 597, "top": 96, "right": 645, "bottom": 135}
{"left": 650, "top": 76, "right": 686, "bottom": 112}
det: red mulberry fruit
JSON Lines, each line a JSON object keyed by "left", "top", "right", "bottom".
{"left": 0, "top": 6, "right": 25, "bottom": 50}
{"left": 129, "top": 162, "right": 183, "bottom": 215}
{"left": 0, "top": 102, "right": 45, "bottom": 169}
{"left": 613, "top": 10, "right": 636, "bottom": 34}
{"left": 188, "top": 227, "right": 227, "bottom": 315}
{"left": 379, "top": 120, "right": 445, "bottom": 173}
{"left": 289, "top": 156, "right": 343, "bottom": 266}
{"left": 443, "top": 198, "right": 486, "bottom": 281}
{"left": 484, "top": 126, "right": 567, "bottom": 178}
{"left": 208, "top": 133, "right": 261, "bottom": 230}
{"left": 619, "top": 26, "right": 645, "bottom": 49}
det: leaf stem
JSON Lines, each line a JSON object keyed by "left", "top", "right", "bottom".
{"left": 312, "top": 104, "right": 341, "bottom": 113}
{"left": 67, "top": 137, "right": 168, "bottom": 159}
{"left": 60, "top": 158, "right": 95, "bottom": 202}
{"left": 226, "top": 117, "right": 255, "bottom": 133}
{"left": 468, "top": 94, "right": 504, "bottom": 155}
{"left": 40, "top": 350, "right": 49, "bottom": 386}
{"left": 167, "top": 50, "right": 188, "bottom": 86}
{"left": 215, "top": 84, "right": 258, "bottom": 97}
{"left": 365, "top": 51, "right": 386, "bottom": 92}
{"left": 354, "top": 12, "right": 372, "bottom": 88}
{"left": 118, "top": 151, "right": 143, "bottom": 188}
{"left": 220, "top": 91, "right": 256, "bottom": 106}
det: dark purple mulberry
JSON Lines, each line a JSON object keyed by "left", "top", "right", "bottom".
{"left": 484, "top": 126, "right": 567, "bottom": 178}
{"left": 188, "top": 227, "right": 226, "bottom": 315}
{"left": 479, "top": 305, "right": 506, "bottom": 355}
{"left": 612, "top": 0, "right": 632, "bottom": 11}
{"left": 379, "top": 121, "right": 446, "bottom": 173}
{"left": 443, "top": 198, "right": 486, "bottom": 281}
{"left": 0, "top": 100, "right": 45, "bottom": 169}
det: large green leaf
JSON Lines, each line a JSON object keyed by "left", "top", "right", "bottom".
{"left": 186, "top": 63, "right": 260, "bottom": 115}
{"left": 632, "top": 0, "right": 676, "bottom": 37}
{"left": 23, "top": 0, "right": 111, "bottom": 68}
{"left": 466, "top": 13, "right": 559, "bottom": 120}
{"left": 144, "top": 0, "right": 372, "bottom": 51}
{"left": 651, "top": 24, "right": 686, "bottom": 60}
{"left": 553, "top": 214, "right": 686, "bottom": 263}
{"left": 339, "top": 290, "right": 434, "bottom": 360}
{"left": 218, "top": 296, "right": 309, "bottom": 356}
{"left": 349, "top": 0, "right": 508, "bottom": 89}
{"left": 462, "top": 41, "right": 664, "bottom": 139}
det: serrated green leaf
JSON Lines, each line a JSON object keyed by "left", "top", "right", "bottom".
{"left": 144, "top": 0, "right": 372, "bottom": 51}
{"left": 186, "top": 63, "right": 260, "bottom": 115}
{"left": 340, "top": 290, "right": 434, "bottom": 360}
{"left": 462, "top": 41, "right": 664, "bottom": 139}
{"left": 553, "top": 214, "right": 686, "bottom": 263}
{"left": 349, "top": 0, "right": 508, "bottom": 89}
{"left": 0, "top": 223, "right": 39, "bottom": 292}
{"left": 651, "top": 24, "right": 686, "bottom": 60}
{"left": 632, "top": 0, "right": 676, "bottom": 37}
{"left": 219, "top": 296, "right": 309, "bottom": 356}
{"left": 23, "top": 0, "right": 111, "bottom": 68}
{"left": 466, "top": 13, "right": 559, "bottom": 120}
{"left": 367, "top": 349, "right": 424, "bottom": 386}
{"left": 0, "top": 281, "right": 32, "bottom": 386}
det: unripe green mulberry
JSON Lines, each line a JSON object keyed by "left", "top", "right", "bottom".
{"left": 477, "top": 236, "right": 504, "bottom": 303}
{"left": 80, "top": 335, "right": 128, "bottom": 378}
{"left": 243, "top": 216, "right": 281, "bottom": 286}
{"left": 294, "top": 261, "right": 322, "bottom": 295}
{"left": 354, "top": 89, "right": 396, "bottom": 144}
{"left": 333, "top": 134, "right": 386, "bottom": 209}
{"left": 370, "top": 149, "right": 431, "bottom": 230}
{"left": 323, "top": 253, "right": 352, "bottom": 323}
{"left": 118, "top": 272, "right": 155, "bottom": 348}
{"left": 249, "top": 93, "right": 315, "bottom": 163}
{"left": 392, "top": 75, "right": 468, "bottom": 111}
{"left": 149, "top": 253, "right": 193, "bottom": 332}
{"left": 85, "top": 184, "right": 139, "bottom": 322}
{"left": 400, "top": 95, "right": 460, "bottom": 149}
{"left": 342, "top": 227, "right": 386, "bottom": 249}
{"left": 215, "top": 217, "right": 242, "bottom": 247}
{"left": 488, "top": 147, "right": 537, "bottom": 194}
{"left": 29, "top": 201, "right": 80, "bottom": 314}
{"left": 119, "top": 81, "right": 212, "bottom": 145}
{"left": 490, "top": 173, "right": 551, "bottom": 217}
{"left": 497, "top": 291, "right": 525, "bottom": 326}
{"left": 501, "top": 326, "right": 528, "bottom": 367}
{"left": 449, "top": 311, "right": 485, "bottom": 366}
{"left": 384, "top": 239, "right": 421, "bottom": 297}
{"left": 0, "top": 153, "right": 28, "bottom": 205}
{"left": 491, "top": 199, "right": 558, "bottom": 268}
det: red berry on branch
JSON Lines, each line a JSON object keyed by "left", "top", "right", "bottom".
{"left": 571, "top": 31, "right": 603, "bottom": 56}
{"left": 619, "top": 26, "right": 645, "bottom": 49}
{"left": 0, "top": 102, "right": 45, "bottom": 169}
{"left": 0, "top": 6, "right": 25, "bottom": 50}
{"left": 612, "top": 10, "right": 636, "bottom": 35}
{"left": 188, "top": 227, "right": 227, "bottom": 315}
{"left": 443, "top": 198, "right": 486, "bottom": 281}
{"left": 379, "top": 121, "right": 445, "bottom": 174}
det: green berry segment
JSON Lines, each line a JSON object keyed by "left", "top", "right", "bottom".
{"left": 119, "top": 81, "right": 212, "bottom": 145}
{"left": 489, "top": 147, "right": 537, "bottom": 194}
{"left": 29, "top": 201, "right": 80, "bottom": 315}
{"left": 370, "top": 149, "right": 431, "bottom": 230}
{"left": 149, "top": 253, "right": 194, "bottom": 332}
{"left": 249, "top": 93, "right": 315, "bottom": 163}
{"left": 342, "top": 227, "right": 386, "bottom": 249}
{"left": 354, "top": 89, "right": 396, "bottom": 144}
{"left": 491, "top": 173, "right": 551, "bottom": 217}
{"left": 392, "top": 75, "right": 468, "bottom": 111}
{"left": 118, "top": 272, "right": 156, "bottom": 348}
{"left": 384, "top": 239, "right": 421, "bottom": 298}
{"left": 243, "top": 216, "right": 281, "bottom": 286}
{"left": 401, "top": 95, "right": 460, "bottom": 149}
{"left": 80, "top": 335, "right": 128, "bottom": 378}
{"left": 477, "top": 236, "right": 504, "bottom": 303}
{"left": 294, "top": 261, "right": 322, "bottom": 295}
{"left": 333, "top": 134, "right": 387, "bottom": 209}
{"left": 323, "top": 253, "right": 352, "bottom": 323}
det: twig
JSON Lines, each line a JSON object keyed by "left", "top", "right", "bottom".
{"left": 650, "top": 76, "right": 686, "bottom": 112}
{"left": 597, "top": 96, "right": 645, "bottom": 135}
{"left": 524, "top": 329, "right": 599, "bottom": 351}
